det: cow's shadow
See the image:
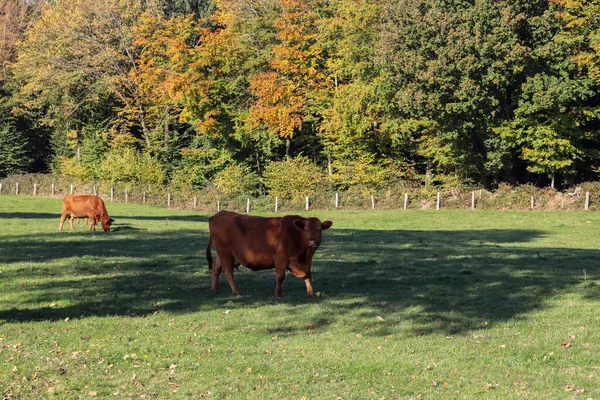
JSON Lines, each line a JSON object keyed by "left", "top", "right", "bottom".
{"left": 0, "top": 227, "right": 598, "bottom": 337}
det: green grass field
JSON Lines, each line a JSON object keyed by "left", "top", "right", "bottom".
{"left": 1, "top": 195, "right": 599, "bottom": 399}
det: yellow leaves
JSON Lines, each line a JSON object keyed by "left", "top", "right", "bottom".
{"left": 57, "top": 156, "right": 88, "bottom": 182}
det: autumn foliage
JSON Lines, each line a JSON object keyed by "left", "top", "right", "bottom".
{"left": 1, "top": 0, "right": 600, "bottom": 195}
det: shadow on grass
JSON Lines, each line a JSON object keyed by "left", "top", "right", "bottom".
{"left": 0, "top": 227, "right": 598, "bottom": 336}
{"left": 116, "top": 214, "right": 211, "bottom": 223}
{"left": 0, "top": 212, "right": 57, "bottom": 219}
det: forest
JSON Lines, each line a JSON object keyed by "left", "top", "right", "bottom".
{"left": 1, "top": 0, "right": 599, "bottom": 197}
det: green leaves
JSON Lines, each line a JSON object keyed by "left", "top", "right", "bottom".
{"left": 0, "top": 123, "right": 31, "bottom": 177}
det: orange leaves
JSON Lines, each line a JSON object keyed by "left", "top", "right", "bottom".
{"left": 248, "top": 0, "right": 330, "bottom": 139}
{"left": 249, "top": 72, "right": 303, "bottom": 138}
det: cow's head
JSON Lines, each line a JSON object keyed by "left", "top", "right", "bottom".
{"left": 293, "top": 217, "right": 333, "bottom": 248}
{"left": 98, "top": 214, "right": 114, "bottom": 232}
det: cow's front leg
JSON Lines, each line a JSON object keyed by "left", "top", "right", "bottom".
{"left": 59, "top": 213, "right": 68, "bottom": 231}
{"left": 88, "top": 214, "right": 96, "bottom": 230}
{"left": 275, "top": 268, "right": 285, "bottom": 298}
{"left": 274, "top": 256, "right": 289, "bottom": 297}
{"left": 69, "top": 215, "right": 76, "bottom": 231}
{"left": 304, "top": 271, "right": 315, "bottom": 297}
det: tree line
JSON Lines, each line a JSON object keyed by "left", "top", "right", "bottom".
{"left": 1, "top": 0, "right": 599, "bottom": 196}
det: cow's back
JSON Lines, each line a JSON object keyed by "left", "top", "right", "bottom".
{"left": 62, "top": 194, "right": 105, "bottom": 217}
{"left": 209, "top": 211, "right": 281, "bottom": 268}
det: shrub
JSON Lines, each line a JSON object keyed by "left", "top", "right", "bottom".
{"left": 56, "top": 156, "right": 89, "bottom": 183}
{"left": 98, "top": 147, "right": 166, "bottom": 185}
{"left": 263, "top": 156, "right": 327, "bottom": 200}
{"left": 212, "top": 164, "right": 260, "bottom": 197}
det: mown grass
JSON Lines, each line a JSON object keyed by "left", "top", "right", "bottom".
{"left": 0, "top": 195, "right": 599, "bottom": 399}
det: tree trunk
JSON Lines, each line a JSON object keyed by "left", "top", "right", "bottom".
{"left": 286, "top": 138, "right": 291, "bottom": 158}
{"left": 426, "top": 159, "right": 432, "bottom": 186}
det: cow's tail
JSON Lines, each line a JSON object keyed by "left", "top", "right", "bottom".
{"left": 206, "top": 236, "right": 213, "bottom": 271}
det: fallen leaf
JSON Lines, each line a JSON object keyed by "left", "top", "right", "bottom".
{"left": 88, "top": 391, "right": 97, "bottom": 396}
{"left": 223, "top": 310, "right": 231, "bottom": 315}
{"left": 562, "top": 342, "right": 571, "bottom": 349}
{"left": 376, "top": 316, "right": 385, "bottom": 321}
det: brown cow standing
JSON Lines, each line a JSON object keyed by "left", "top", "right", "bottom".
{"left": 59, "top": 194, "right": 114, "bottom": 232}
{"left": 206, "top": 210, "right": 332, "bottom": 297}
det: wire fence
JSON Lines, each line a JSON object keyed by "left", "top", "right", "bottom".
{"left": 0, "top": 173, "right": 597, "bottom": 212}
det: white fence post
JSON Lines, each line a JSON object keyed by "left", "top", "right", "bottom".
{"left": 110, "top": 187, "right": 114, "bottom": 201}
{"left": 125, "top": 189, "right": 128, "bottom": 203}
{"left": 436, "top": 192, "right": 440, "bottom": 210}
{"left": 15, "top": 183, "right": 19, "bottom": 195}
{"left": 70, "top": 184, "right": 73, "bottom": 194}
{"left": 585, "top": 192, "right": 590, "bottom": 211}
{"left": 93, "top": 186, "right": 97, "bottom": 196}
{"left": 168, "top": 193, "right": 171, "bottom": 207}
{"left": 51, "top": 183, "right": 55, "bottom": 196}
{"left": 335, "top": 192, "right": 339, "bottom": 208}
{"left": 33, "top": 184, "right": 37, "bottom": 196}
{"left": 246, "top": 198, "right": 250, "bottom": 213}
{"left": 0, "top": 183, "right": 2, "bottom": 194}
{"left": 530, "top": 196, "right": 534, "bottom": 209}
{"left": 404, "top": 193, "right": 408, "bottom": 210}
{"left": 143, "top": 191, "right": 146, "bottom": 204}
{"left": 217, "top": 201, "right": 220, "bottom": 212}
{"left": 306, "top": 196, "right": 309, "bottom": 211}
{"left": 193, "top": 196, "right": 197, "bottom": 209}
{"left": 371, "top": 194, "right": 375, "bottom": 210}
{"left": 471, "top": 191, "right": 475, "bottom": 210}
{"left": 275, "top": 196, "right": 279, "bottom": 212}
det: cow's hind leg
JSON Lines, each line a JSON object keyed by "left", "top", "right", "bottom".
{"left": 211, "top": 256, "right": 223, "bottom": 294}
{"left": 219, "top": 254, "right": 241, "bottom": 296}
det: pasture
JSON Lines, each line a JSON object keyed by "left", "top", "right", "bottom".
{"left": 0, "top": 195, "right": 599, "bottom": 399}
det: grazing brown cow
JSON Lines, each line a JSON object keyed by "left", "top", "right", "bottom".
{"left": 206, "top": 210, "right": 332, "bottom": 297}
{"left": 59, "top": 194, "right": 114, "bottom": 232}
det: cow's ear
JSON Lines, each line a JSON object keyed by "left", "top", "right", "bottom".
{"left": 321, "top": 221, "right": 333, "bottom": 230}
{"left": 293, "top": 219, "right": 306, "bottom": 231}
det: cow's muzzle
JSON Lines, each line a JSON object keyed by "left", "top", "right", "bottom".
{"left": 308, "top": 241, "right": 318, "bottom": 248}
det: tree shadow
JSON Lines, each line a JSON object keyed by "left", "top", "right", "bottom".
{"left": 120, "top": 214, "right": 211, "bottom": 223}
{"left": 0, "top": 227, "right": 597, "bottom": 337}
{"left": 0, "top": 212, "right": 57, "bottom": 219}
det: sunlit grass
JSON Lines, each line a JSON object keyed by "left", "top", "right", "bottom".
{"left": 0, "top": 195, "right": 599, "bottom": 399}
